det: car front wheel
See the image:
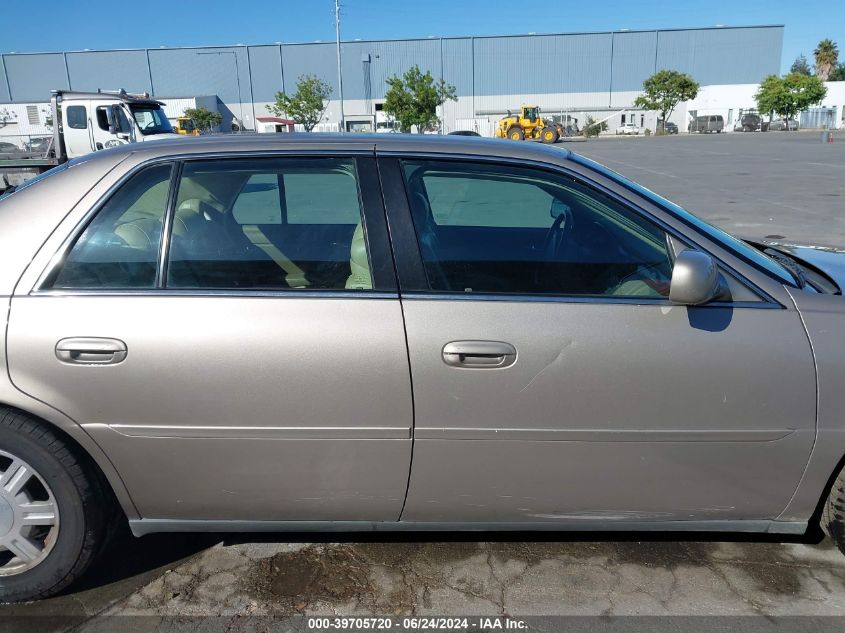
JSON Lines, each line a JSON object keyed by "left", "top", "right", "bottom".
{"left": 0, "top": 409, "right": 108, "bottom": 603}
{"left": 823, "top": 462, "right": 845, "bottom": 556}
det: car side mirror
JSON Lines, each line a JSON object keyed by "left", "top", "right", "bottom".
{"left": 669, "top": 250, "right": 730, "bottom": 305}
{"left": 105, "top": 106, "right": 118, "bottom": 135}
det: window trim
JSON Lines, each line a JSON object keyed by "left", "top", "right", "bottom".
{"left": 377, "top": 154, "right": 779, "bottom": 308}
{"left": 34, "top": 152, "right": 397, "bottom": 295}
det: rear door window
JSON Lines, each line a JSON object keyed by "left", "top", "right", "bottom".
{"left": 167, "top": 157, "right": 373, "bottom": 290}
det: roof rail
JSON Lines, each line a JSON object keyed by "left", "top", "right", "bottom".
{"left": 97, "top": 88, "right": 151, "bottom": 99}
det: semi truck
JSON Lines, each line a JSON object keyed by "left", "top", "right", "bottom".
{"left": 1, "top": 89, "right": 179, "bottom": 193}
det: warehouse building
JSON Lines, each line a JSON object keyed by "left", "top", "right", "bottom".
{"left": 0, "top": 25, "right": 794, "bottom": 134}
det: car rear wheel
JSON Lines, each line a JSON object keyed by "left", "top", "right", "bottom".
{"left": 0, "top": 409, "right": 108, "bottom": 603}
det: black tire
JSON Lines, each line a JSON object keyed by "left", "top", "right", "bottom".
{"left": 822, "top": 464, "right": 845, "bottom": 555}
{"left": 0, "top": 409, "right": 109, "bottom": 603}
{"left": 540, "top": 127, "right": 558, "bottom": 144}
{"left": 507, "top": 127, "right": 524, "bottom": 141}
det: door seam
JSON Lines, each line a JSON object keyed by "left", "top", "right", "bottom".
{"left": 374, "top": 153, "right": 416, "bottom": 521}
{"left": 775, "top": 288, "right": 820, "bottom": 521}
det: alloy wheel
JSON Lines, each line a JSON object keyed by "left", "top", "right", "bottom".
{"left": 0, "top": 449, "right": 60, "bottom": 576}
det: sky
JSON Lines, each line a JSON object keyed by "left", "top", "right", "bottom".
{"left": 1, "top": 0, "right": 841, "bottom": 73}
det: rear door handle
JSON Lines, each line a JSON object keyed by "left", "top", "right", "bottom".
{"left": 442, "top": 341, "right": 517, "bottom": 368}
{"left": 55, "top": 338, "right": 127, "bottom": 365}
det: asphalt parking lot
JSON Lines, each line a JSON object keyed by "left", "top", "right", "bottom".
{"left": 4, "top": 131, "right": 845, "bottom": 631}
{"left": 571, "top": 131, "right": 845, "bottom": 248}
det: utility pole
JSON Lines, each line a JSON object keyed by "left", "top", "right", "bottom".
{"left": 335, "top": 0, "right": 345, "bottom": 133}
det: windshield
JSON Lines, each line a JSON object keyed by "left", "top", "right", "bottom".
{"left": 571, "top": 154, "right": 798, "bottom": 287}
{"left": 130, "top": 105, "right": 174, "bottom": 135}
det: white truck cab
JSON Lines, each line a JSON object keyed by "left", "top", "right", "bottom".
{"left": 53, "top": 89, "right": 178, "bottom": 159}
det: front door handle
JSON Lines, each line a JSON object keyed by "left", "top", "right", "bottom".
{"left": 55, "top": 338, "right": 127, "bottom": 365}
{"left": 442, "top": 341, "right": 517, "bottom": 368}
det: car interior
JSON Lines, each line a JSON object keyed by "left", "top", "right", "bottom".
{"left": 403, "top": 161, "right": 675, "bottom": 297}
{"left": 49, "top": 159, "right": 373, "bottom": 291}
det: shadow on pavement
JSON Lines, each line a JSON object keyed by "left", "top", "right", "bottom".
{"left": 0, "top": 523, "right": 221, "bottom": 620}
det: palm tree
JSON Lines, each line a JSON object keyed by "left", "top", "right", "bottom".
{"left": 813, "top": 39, "right": 839, "bottom": 81}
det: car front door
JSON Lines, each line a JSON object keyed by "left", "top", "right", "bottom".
{"left": 380, "top": 156, "right": 816, "bottom": 526}
{"left": 8, "top": 153, "right": 413, "bottom": 523}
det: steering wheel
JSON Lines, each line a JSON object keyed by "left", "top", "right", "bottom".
{"left": 534, "top": 203, "right": 575, "bottom": 287}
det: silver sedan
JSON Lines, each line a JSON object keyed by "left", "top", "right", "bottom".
{"left": 1, "top": 134, "right": 844, "bottom": 602}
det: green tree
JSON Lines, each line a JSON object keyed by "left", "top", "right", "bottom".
{"left": 830, "top": 63, "right": 845, "bottom": 81}
{"left": 183, "top": 106, "right": 222, "bottom": 132}
{"left": 754, "top": 73, "right": 827, "bottom": 128}
{"left": 268, "top": 74, "right": 332, "bottom": 132}
{"left": 790, "top": 54, "right": 812, "bottom": 76}
{"left": 383, "top": 65, "right": 456, "bottom": 133}
{"left": 813, "top": 39, "right": 839, "bottom": 81}
{"left": 633, "top": 70, "right": 700, "bottom": 133}
{"left": 583, "top": 115, "right": 608, "bottom": 138}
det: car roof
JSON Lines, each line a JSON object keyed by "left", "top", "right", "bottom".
{"left": 98, "top": 133, "right": 574, "bottom": 166}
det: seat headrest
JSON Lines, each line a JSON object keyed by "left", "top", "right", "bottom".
{"left": 345, "top": 224, "right": 372, "bottom": 290}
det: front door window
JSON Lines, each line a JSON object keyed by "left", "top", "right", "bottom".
{"left": 402, "top": 160, "right": 674, "bottom": 298}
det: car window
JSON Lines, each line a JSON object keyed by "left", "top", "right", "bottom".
{"left": 65, "top": 105, "right": 87, "bottom": 130}
{"left": 95, "top": 107, "right": 110, "bottom": 131}
{"left": 167, "top": 157, "right": 372, "bottom": 290}
{"left": 402, "top": 160, "right": 673, "bottom": 298}
{"left": 95, "top": 106, "right": 130, "bottom": 133}
{"left": 46, "top": 164, "right": 173, "bottom": 289}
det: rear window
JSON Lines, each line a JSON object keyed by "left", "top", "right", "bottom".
{"left": 66, "top": 106, "right": 87, "bottom": 129}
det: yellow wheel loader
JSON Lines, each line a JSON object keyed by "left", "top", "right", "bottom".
{"left": 495, "top": 106, "right": 560, "bottom": 143}
{"left": 174, "top": 116, "right": 200, "bottom": 136}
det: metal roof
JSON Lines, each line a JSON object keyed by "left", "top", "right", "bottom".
{"left": 2, "top": 25, "right": 785, "bottom": 56}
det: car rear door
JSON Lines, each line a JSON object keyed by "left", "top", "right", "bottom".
{"left": 8, "top": 151, "right": 413, "bottom": 524}
{"left": 61, "top": 102, "right": 95, "bottom": 157}
{"left": 379, "top": 153, "right": 816, "bottom": 526}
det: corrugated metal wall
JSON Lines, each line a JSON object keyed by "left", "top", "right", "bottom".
{"left": 611, "top": 31, "right": 659, "bottom": 93}
{"left": 3, "top": 53, "right": 68, "bottom": 101}
{"left": 282, "top": 43, "right": 339, "bottom": 97}
{"left": 147, "top": 47, "right": 252, "bottom": 102}
{"left": 248, "top": 45, "right": 283, "bottom": 102}
{"left": 0, "top": 26, "right": 783, "bottom": 112}
{"left": 0, "top": 56, "right": 11, "bottom": 102}
{"left": 474, "top": 33, "right": 614, "bottom": 96}
{"left": 656, "top": 27, "right": 783, "bottom": 86}
{"left": 65, "top": 51, "right": 152, "bottom": 94}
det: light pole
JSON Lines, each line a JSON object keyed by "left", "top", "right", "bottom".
{"left": 197, "top": 51, "right": 244, "bottom": 131}
{"left": 335, "top": 0, "right": 345, "bottom": 132}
